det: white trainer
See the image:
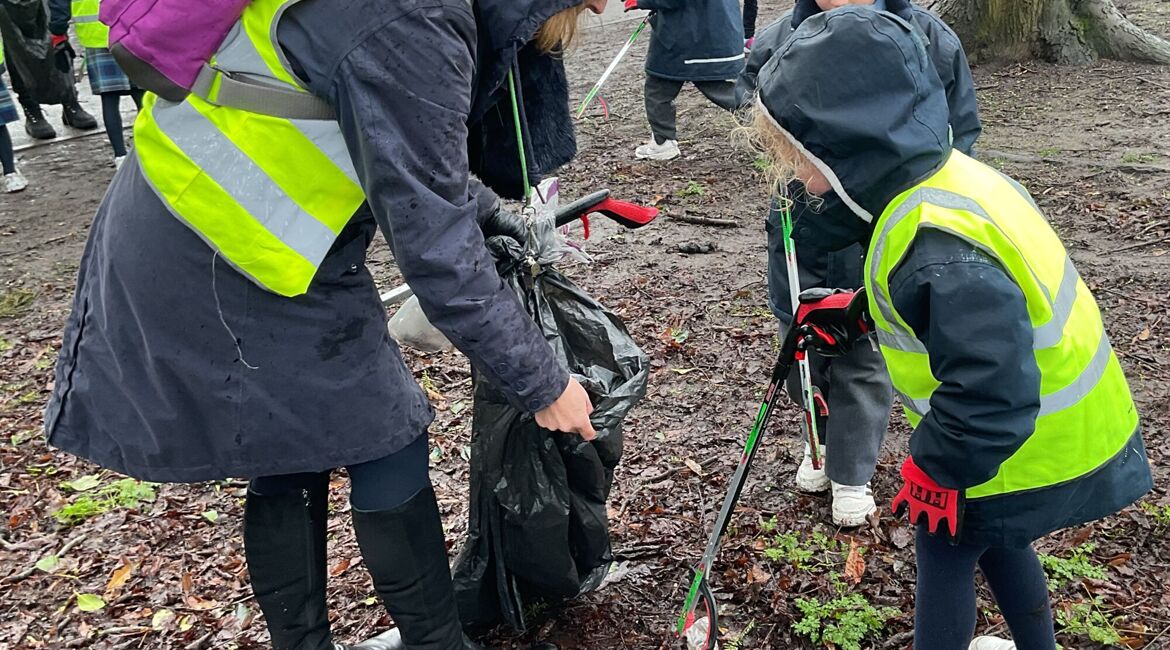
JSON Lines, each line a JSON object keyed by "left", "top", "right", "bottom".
{"left": 3, "top": 169, "right": 28, "bottom": 193}
{"left": 114, "top": 155, "right": 126, "bottom": 169}
{"left": 634, "top": 138, "right": 680, "bottom": 160}
{"left": 830, "top": 482, "right": 877, "bottom": 527}
{"left": 794, "top": 444, "right": 830, "bottom": 493}
{"left": 969, "top": 636, "right": 1016, "bottom": 650}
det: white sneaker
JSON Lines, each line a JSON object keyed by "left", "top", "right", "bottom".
{"left": 795, "top": 444, "right": 830, "bottom": 493}
{"left": 831, "top": 482, "right": 877, "bottom": 527}
{"left": 969, "top": 636, "right": 1016, "bottom": 650}
{"left": 635, "top": 139, "right": 680, "bottom": 160}
{"left": 3, "top": 169, "right": 28, "bottom": 193}
{"left": 114, "top": 155, "right": 126, "bottom": 169}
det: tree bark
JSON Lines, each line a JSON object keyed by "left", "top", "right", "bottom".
{"left": 930, "top": 0, "right": 1170, "bottom": 64}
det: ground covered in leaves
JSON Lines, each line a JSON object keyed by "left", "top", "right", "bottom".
{"left": 2, "top": 1, "right": 1170, "bottom": 648}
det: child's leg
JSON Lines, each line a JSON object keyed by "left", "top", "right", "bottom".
{"left": 644, "top": 74, "right": 684, "bottom": 144}
{"left": 821, "top": 334, "right": 893, "bottom": 486}
{"left": 915, "top": 526, "right": 983, "bottom": 649}
{"left": 0, "top": 126, "right": 15, "bottom": 175}
{"left": 101, "top": 94, "right": 128, "bottom": 158}
{"left": 978, "top": 546, "right": 1057, "bottom": 650}
{"left": 743, "top": 0, "right": 759, "bottom": 40}
{"left": 130, "top": 89, "right": 145, "bottom": 111}
{"left": 693, "top": 81, "right": 738, "bottom": 112}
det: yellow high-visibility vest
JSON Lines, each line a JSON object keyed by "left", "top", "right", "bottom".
{"left": 865, "top": 151, "right": 1139, "bottom": 500}
{"left": 134, "top": 0, "right": 364, "bottom": 297}
{"left": 72, "top": 0, "right": 109, "bottom": 49}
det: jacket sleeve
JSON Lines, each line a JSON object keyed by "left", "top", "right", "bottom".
{"left": 919, "top": 11, "right": 981, "bottom": 155}
{"left": 734, "top": 18, "right": 789, "bottom": 108}
{"left": 890, "top": 230, "right": 1040, "bottom": 490}
{"left": 48, "top": 0, "right": 72, "bottom": 36}
{"left": 329, "top": 4, "right": 568, "bottom": 414}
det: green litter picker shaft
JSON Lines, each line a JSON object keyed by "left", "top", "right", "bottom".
{"left": 575, "top": 14, "right": 653, "bottom": 119}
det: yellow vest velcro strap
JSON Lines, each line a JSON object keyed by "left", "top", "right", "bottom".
{"left": 191, "top": 64, "right": 335, "bottom": 120}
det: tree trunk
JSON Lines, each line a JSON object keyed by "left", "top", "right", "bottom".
{"left": 930, "top": 0, "right": 1170, "bottom": 64}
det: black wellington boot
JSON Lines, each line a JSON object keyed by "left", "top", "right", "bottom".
{"left": 244, "top": 477, "right": 338, "bottom": 650}
{"left": 351, "top": 486, "right": 481, "bottom": 650}
{"left": 22, "top": 104, "right": 57, "bottom": 140}
{"left": 62, "top": 100, "right": 99, "bottom": 130}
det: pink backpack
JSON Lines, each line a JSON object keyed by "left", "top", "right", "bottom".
{"left": 100, "top": 0, "right": 250, "bottom": 102}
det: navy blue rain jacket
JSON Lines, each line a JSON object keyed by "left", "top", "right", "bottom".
{"left": 638, "top": 0, "right": 745, "bottom": 81}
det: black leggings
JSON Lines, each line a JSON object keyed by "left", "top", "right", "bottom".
{"left": 249, "top": 434, "right": 431, "bottom": 512}
{"left": 915, "top": 527, "right": 1057, "bottom": 650}
{"left": 0, "top": 126, "right": 14, "bottom": 174}
{"left": 101, "top": 90, "right": 145, "bottom": 157}
{"left": 743, "top": 0, "right": 758, "bottom": 39}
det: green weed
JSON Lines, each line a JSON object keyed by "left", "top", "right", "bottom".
{"left": 758, "top": 521, "right": 842, "bottom": 570}
{"left": 678, "top": 181, "right": 706, "bottom": 198}
{"left": 1121, "top": 151, "right": 1157, "bottom": 164}
{"left": 53, "top": 478, "right": 157, "bottom": 526}
{"left": 1039, "top": 543, "right": 1107, "bottom": 590}
{"left": 1140, "top": 501, "right": 1170, "bottom": 528}
{"left": 1056, "top": 597, "right": 1123, "bottom": 647}
{"left": 1037, "top": 147, "right": 1061, "bottom": 157}
{"left": 793, "top": 593, "right": 898, "bottom": 650}
{"left": 0, "top": 288, "right": 36, "bottom": 318}
{"left": 752, "top": 157, "right": 770, "bottom": 172}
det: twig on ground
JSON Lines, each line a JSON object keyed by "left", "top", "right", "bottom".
{"left": 1109, "top": 237, "right": 1170, "bottom": 254}
{"left": 668, "top": 213, "right": 740, "bottom": 228}
{"left": 982, "top": 149, "right": 1170, "bottom": 175}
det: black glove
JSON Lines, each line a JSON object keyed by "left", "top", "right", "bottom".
{"left": 51, "top": 34, "right": 76, "bottom": 74}
{"left": 793, "top": 288, "right": 872, "bottom": 357}
{"left": 479, "top": 206, "right": 529, "bottom": 243}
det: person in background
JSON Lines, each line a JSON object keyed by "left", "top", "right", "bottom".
{"left": 743, "top": 8, "right": 1151, "bottom": 649}
{"left": 49, "top": 0, "right": 143, "bottom": 168}
{"left": 623, "top": 0, "right": 744, "bottom": 161}
{"left": 743, "top": 0, "right": 758, "bottom": 50}
{"left": 733, "top": 0, "right": 980, "bottom": 527}
{"left": 1, "top": 38, "right": 28, "bottom": 192}
{"left": 0, "top": 0, "right": 97, "bottom": 140}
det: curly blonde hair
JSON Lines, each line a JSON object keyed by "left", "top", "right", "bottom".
{"left": 733, "top": 100, "right": 806, "bottom": 198}
{"left": 535, "top": 4, "right": 590, "bottom": 54}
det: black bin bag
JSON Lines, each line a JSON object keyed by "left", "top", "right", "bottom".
{"left": 452, "top": 233, "right": 649, "bottom": 632}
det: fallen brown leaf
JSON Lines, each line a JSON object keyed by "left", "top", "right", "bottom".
{"left": 844, "top": 539, "right": 866, "bottom": 585}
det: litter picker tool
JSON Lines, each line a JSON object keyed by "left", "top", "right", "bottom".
{"left": 675, "top": 288, "right": 871, "bottom": 648}
{"left": 778, "top": 197, "right": 825, "bottom": 470}
{"left": 575, "top": 14, "right": 653, "bottom": 119}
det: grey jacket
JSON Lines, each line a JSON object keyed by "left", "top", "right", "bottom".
{"left": 45, "top": 0, "right": 572, "bottom": 482}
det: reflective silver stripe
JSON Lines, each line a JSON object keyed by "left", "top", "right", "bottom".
{"left": 896, "top": 390, "right": 930, "bottom": 418}
{"left": 214, "top": 23, "right": 271, "bottom": 79}
{"left": 153, "top": 100, "right": 337, "bottom": 266}
{"left": 1033, "top": 256, "right": 1079, "bottom": 349}
{"left": 1038, "top": 332, "right": 1113, "bottom": 417}
{"left": 684, "top": 53, "right": 746, "bottom": 64}
{"left": 996, "top": 169, "right": 1044, "bottom": 216}
{"left": 875, "top": 326, "right": 926, "bottom": 354}
{"left": 289, "top": 118, "right": 359, "bottom": 184}
{"left": 75, "top": 14, "right": 100, "bottom": 22}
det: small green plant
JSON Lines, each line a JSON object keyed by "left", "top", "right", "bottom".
{"left": 1056, "top": 597, "right": 1123, "bottom": 647}
{"left": 1039, "top": 543, "right": 1107, "bottom": 590}
{"left": 1140, "top": 501, "right": 1170, "bottom": 527}
{"left": 53, "top": 478, "right": 157, "bottom": 526}
{"left": 793, "top": 593, "right": 898, "bottom": 650}
{"left": 0, "top": 288, "right": 36, "bottom": 318}
{"left": 723, "top": 619, "right": 757, "bottom": 650}
{"left": 668, "top": 327, "right": 690, "bottom": 345}
{"left": 752, "top": 156, "right": 770, "bottom": 172}
{"left": 1121, "top": 151, "right": 1156, "bottom": 164}
{"left": 678, "top": 181, "right": 706, "bottom": 198}
{"left": 1037, "top": 147, "right": 1061, "bottom": 157}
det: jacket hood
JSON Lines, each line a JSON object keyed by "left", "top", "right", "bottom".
{"left": 756, "top": 7, "right": 950, "bottom": 247}
{"left": 470, "top": 0, "right": 580, "bottom": 199}
{"left": 791, "top": 0, "right": 915, "bottom": 28}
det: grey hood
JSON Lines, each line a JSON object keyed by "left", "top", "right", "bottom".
{"left": 755, "top": 7, "right": 951, "bottom": 245}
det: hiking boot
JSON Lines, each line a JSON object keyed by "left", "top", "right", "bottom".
{"left": 62, "top": 101, "right": 99, "bottom": 130}
{"left": 23, "top": 107, "right": 57, "bottom": 140}
{"left": 794, "top": 443, "right": 830, "bottom": 493}
{"left": 634, "top": 139, "right": 680, "bottom": 161}
{"left": 969, "top": 636, "right": 1016, "bottom": 650}
{"left": 3, "top": 170, "right": 28, "bottom": 193}
{"left": 830, "top": 482, "right": 877, "bottom": 527}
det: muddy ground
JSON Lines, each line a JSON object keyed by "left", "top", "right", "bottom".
{"left": 2, "top": 1, "right": 1169, "bottom": 648}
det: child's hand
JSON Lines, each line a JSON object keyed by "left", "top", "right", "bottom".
{"left": 891, "top": 456, "right": 964, "bottom": 542}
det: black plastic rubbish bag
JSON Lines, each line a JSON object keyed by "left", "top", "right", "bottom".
{"left": 452, "top": 232, "right": 649, "bottom": 632}
{"left": 0, "top": 0, "right": 74, "bottom": 105}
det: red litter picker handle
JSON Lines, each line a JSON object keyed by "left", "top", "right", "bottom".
{"left": 554, "top": 189, "right": 658, "bottom": 235}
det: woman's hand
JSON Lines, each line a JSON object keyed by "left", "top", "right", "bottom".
{"left": 535, "top": 377, "right": 597, "bottom": 440}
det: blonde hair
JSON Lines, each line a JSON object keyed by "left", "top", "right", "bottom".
{"left": 535, "top": 4, "right": 589, "bottom": 54}
{"left": 733, "top": 100, "right": 805, "bottom": 197}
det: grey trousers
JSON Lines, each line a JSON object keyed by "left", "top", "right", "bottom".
{"left": 644, "top": 73, "right": 737, "bottom": 144}
{"left": 783, "top": 331, "right": 894, "bottom": 486}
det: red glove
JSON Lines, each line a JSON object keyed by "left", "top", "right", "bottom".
{"left": 51, "top": 34, "right": 70, "bottom": 47}
{"left": 793, "top": 288, "right": 871, "bottom": 357}
{"left": 623, "top": 0, "right": 639, "bottom": 11}
{"left": 891, "top": 456, "right": 963, "bottom": 541}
